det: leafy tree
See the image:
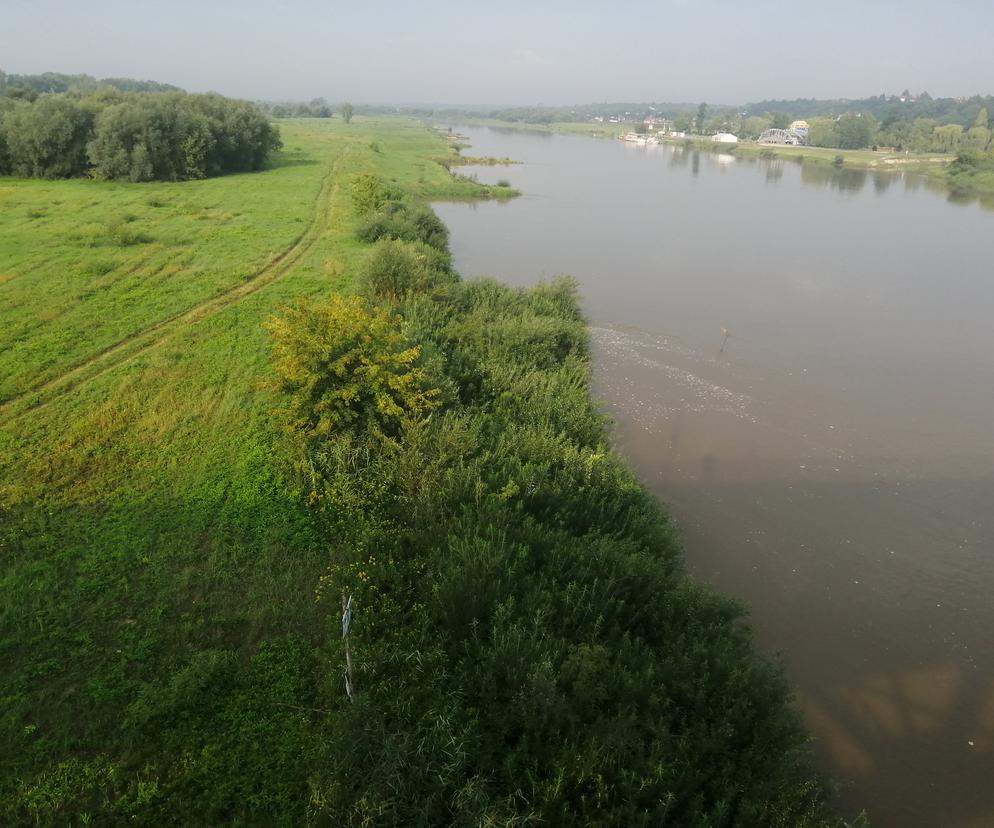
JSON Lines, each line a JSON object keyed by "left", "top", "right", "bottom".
{"left": 835, "top": 113, "right": 876, "bottom": 149}
{"left": 0, "top": 90, "right": 282, "bottom": 181}
{"left": 3, "top": 95, "right": 93, "bottom": 177}
{"left": 341, "top": 102, "right": 354, "bottom": 123}
{"left": 673, "top": 111, "right": 693, "bottom": 133}
{"left": 964, "top": 125, "right": 991, "bottom": 152}
{"left": 70, "top": 92, "right": 281, "bottom": 181}
{"left": 770, "top": 111, "right": 791, "bottom": 129}
{"left": 973, "top": 107, "right": 989, "bottom": 129}
{"left": 696, "top": 101, "right": 708, "bottom": 133}
{"left": 0, "top": 98, "right": 15, "bottom": 174}
{"left": 264, "top": 295, "right": 440, "bottom": 442}
{"left": 806, "top": 117, "right": 839, "bottom": 148}
{"left": 933, "top": 123, "right": 964, "bottom": 152}
{"left": 742, "top": 115, "right": 773, "bottom": 138}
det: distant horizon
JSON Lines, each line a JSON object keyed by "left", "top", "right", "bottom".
{"left": 4, "top": 67, "right": 992, "bottom": 111}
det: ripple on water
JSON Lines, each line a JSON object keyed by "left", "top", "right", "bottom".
{"left": 590, "top": 325, "right": 757, "bottom": 430}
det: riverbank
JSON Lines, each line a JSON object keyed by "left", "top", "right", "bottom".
{"left": 684, "top": 137, "right": 954, "bottom": 171}
{"left": 442, "top": 117, "right": 994, "bottom": 200}
{"left": 434, "top": 121, "right": 994, "bottom": 827}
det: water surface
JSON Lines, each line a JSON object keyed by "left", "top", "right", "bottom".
{"left": 433, "top": 126, "right": 994, "bottom": 827}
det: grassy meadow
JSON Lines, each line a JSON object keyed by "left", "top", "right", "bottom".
{"left": 0, "top": 117, "right": 506, "bottom": 822}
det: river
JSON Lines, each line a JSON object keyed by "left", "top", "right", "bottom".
{"left": 432, "top": 126, "right": 994, "bottom": 827}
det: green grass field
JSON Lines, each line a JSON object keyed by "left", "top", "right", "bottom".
{"left": 0, "top": 117, "right": 509, "bottom": 821}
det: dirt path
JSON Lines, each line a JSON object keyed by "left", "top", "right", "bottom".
{"left": 0, "top": 148, "right": 350, "bottom": 425}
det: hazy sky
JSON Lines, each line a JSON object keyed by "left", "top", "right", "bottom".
{"left": 3, "top": 0, "right": 994, "bottom": 105}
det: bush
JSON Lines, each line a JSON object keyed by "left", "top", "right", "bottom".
{"left": 358, "top": 238, "right": 455, "bottom": 301}
{"left": 355, "top": 199, "right": 450, "bottom": 250}
{"left": 264, "top": 294, "right": 441, "bottom": 442}
{"left": 350, "top": 172, "right": 389, "bottom": 216}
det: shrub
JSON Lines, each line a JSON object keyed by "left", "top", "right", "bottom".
{"left": 264, "top": 294, "right": 441, "bottom": 442}
{"left": 358, "top": 238, "right": 455, "bottom": 301}
{"left": 350, "top": 172, "right": 389, "bottom": 216}
{"left": 355, "top": 199, "right": 450, "bottom": 250}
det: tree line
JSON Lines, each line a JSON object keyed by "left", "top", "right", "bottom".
{"left": 0, "top": 89, "right": 281, "bottom": 181}
{"left": 358, "top": 92, "right": 994, "bottom": 153}
{"left": 745, "top": 92, "right": 994, "bottom": 130}
{"left": 0, "top": 69, "right": 180, "bottom": 99}
{"left": 255, "top": 97, "right": 334, "bottom": 119}
{"left": 731, "top": 109, "right": 993, "bottom": 153}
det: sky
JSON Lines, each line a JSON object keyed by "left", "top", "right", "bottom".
{"left": 3, "top": 0, "right": 994, "bottom": 105}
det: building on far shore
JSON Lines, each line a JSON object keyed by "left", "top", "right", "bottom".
{"left": 711, "top": 132, "right": 739, "bottom": 143}
{"left": 643, "top": 116, "right": 674, "bottom": 132}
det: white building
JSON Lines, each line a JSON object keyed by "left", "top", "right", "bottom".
{"left": 711, "top": 132, "right": 739, "bottom": 143}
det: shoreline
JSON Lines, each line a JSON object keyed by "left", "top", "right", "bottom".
{"left": 438, "top": 117, "right": 992, "bottom": 203}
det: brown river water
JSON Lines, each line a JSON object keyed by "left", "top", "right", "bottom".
{"left": 433, "top": 126, "right": 994, "bottom": 827}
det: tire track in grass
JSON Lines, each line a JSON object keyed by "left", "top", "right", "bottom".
{"left": 0, "top": 147, "right": 352, "bottom": 425}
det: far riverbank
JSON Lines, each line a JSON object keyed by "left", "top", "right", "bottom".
{"left": 439, "top": 117, "right": 994, "bottom": 204}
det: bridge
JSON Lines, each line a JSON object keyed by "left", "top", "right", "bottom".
{"left": 757, "top": 128, "right": 804, "bottom": 146}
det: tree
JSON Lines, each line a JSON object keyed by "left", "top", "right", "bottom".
{"left": 974, "top": 107, "right": 989, "bottom": 129}
{"left": 742, "top": 116, "right": 772, "bottom": 138}
{"left": 696, "top": 102, "right": 708, "bottom": 133}
{"left": 964, "top": 126, "right": 991, "bottom": 152}
{"left": 770, "top": 111, "right": 791, "bottom": 129}
{"left": 933, "top": 123, "right": 964, "bottom": 152}
{"left": 342, "top": 102, "right": 354, "bottom": 123}
{"left": 0, "top": 103, "right": 12, "bottom": 174}
{"left": 806, "top": 117, "right": 839, "bottom": 148}
{"left": 3, "top": 95, "right": 93, "bottom": 177}
{"left": 835, "top": 113, "right": 877, "bottom": 149}
{"left": 673, "top": 111, "right": 693, "bottom": 133}
{"left": 85, "top": 92, "right": 280, "bottom": 181}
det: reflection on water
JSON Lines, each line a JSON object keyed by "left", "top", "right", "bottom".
{"left": 872, "top": 171, "right": 895, "bottom": 194}
{"left": 800, "top": 162, "right": 869, "bottom": 192}
{"left": 763, "top": 157, "right": 784, "bottom": 183}
{"left": 433, "top": 125, "right": 994, "bottom": 827}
